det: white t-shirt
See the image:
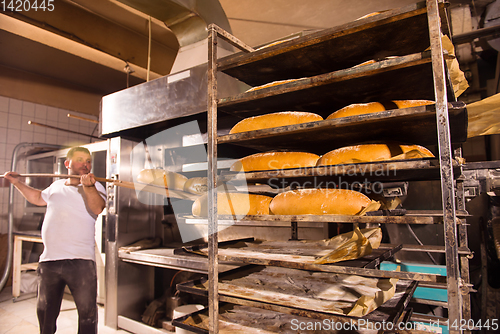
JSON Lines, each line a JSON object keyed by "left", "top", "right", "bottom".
{"left": 40, "top": 179, "right": 106, "bottom": 262}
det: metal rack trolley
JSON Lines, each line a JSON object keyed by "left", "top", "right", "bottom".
{"left": 205, "top": 0, "right": 470, "bottom": 333}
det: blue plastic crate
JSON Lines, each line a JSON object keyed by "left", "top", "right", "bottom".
{"left": 380, "top": 262, "right": 449, "bottom": 333}
{"left": 380, "top": 261, "right": 448, "bottom": 302}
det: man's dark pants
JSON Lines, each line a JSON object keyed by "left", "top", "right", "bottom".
{"left": 37, "top": 259, "right": 97, "bottom": 334}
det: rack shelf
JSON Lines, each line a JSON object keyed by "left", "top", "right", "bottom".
{"left": 175, "top": 240, "right": 445, "bottom": 283}
{"left": 218, "top": 52, "right": 455, "bottom": 118}
{"left": 218, "top": 2, "right": 448, "bottom": 86}
{"left": 183, "top": 214, "right": 453, "bottom": 225}
{"left": 219, "top": 159, "right": 462, "bottom": 186}
{"left": 177, "top": 265, "right": 418, "bottom": 323}
{"left": 117, "top": 247, "right": 241, "bottom": 274}
{"left": 218, "top": 102, "right": 467, "bottom": 154}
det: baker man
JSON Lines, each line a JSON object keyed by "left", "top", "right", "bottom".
{"left": 4, "top": 146, "right": 106, "bottom": 334}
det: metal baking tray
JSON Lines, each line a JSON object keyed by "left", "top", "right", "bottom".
{"left": 172, "top": 303, "right": 396, "bottom": 334}
{"left": 174, "top": 239, "right": 445, "bottom": 282}
{"left": 176, "top": 265, "right": 418, "bottom": 324}
{"left": 176, "top": 239, "right": 402, "bottom": 270}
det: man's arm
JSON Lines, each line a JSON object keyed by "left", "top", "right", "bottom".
{"left": 3, "top": 172, "right": 47, "bottom": 206}
{"left": 81, "top": 173, "right": 106, "bottom": 216}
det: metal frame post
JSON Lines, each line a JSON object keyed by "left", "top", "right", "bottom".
{"left": 207, "top": 25, "right": 219, "bottom": 334}
{"left": 206, "top": 24, "right": 254, "bottom": 333}
{"left": 426, "top": 0, "right": 463, "bottom": 331}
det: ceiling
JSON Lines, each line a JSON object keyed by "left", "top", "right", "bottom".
{"left": 0, "top": 0, "right": 498, "bottom": 117}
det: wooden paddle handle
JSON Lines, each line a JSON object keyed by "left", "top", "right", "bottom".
{"left": 0, "top": 173, "right": 115, "bottom": 183}
{"left": 1, "top": 173, "right": 199, "bottom": 200}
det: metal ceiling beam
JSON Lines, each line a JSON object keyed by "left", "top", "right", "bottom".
{"left": 1, "top": 0, "right": 180, "bottom": 76}
{"left": 0, "top": 13, "right": 162, "bottom": 81}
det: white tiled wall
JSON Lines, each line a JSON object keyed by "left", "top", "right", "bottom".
{"left": 0, "top": 95, "right": 100, "bottom": 233}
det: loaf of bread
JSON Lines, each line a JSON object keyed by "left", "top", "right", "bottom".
{"left": 269, "top": 188, "right": 372, "bottom": 215}
{"left": 326, "top": 100, "right": 435, "bottom": 120}
{"left": 136, "top": 169, "right": 188, "bottom": 190}
{"left": 393, "top": 100, "right": 435, "bottom": 109}
{"left": 356, "top": 11, "right": 382, "bottom": 20}
{"left": 184, "top": 177, "right": 237, "bottom": 195}
{"left": 326, "top": 102, "right": 385, "bottom": 120}
{"left": 229, "top": 111, "right": 323, "bottom": 134}
{"left": 183, "top": 177, "right": 208, "bottom": 194}
{"left": 246, "top": 78, "right": 300, "bottom": 92}
{"left": 256, "top": 36, "right": 298, "bottom": 50}
{"left": 192, "top": 192, "right": 273, "bottom": 217}
{"left": 230, "top": 151, "right": 320, "bottom": 172}
{"left": 316, "top": 144, "right": 434, "bottom": 166}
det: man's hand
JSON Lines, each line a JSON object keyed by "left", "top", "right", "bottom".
{"left": 3, "top": 171, "right": 46, "bottom": 206}
{"left": 80, "top": 173, "right": 96, "bottom": 188}
{"left": 81, "top": 173, "right": 105, "bottom": 215}
{"left": 3, "top": 171, "right": 21, "bottom": 185}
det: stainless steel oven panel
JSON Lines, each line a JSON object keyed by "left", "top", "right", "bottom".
{"left": 105, "top": 137, "right": 162, "bottom": 328}
{"left": 100, "top": 62, "right": 249, "bottom": 137}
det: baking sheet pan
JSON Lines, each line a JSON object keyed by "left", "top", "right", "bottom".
{"left": 174, "top": 238, "right": 444, "bottom": 282}
{"left": 177, "top": 265, "right": 417, "bottom": 323}
{"left": 177, "top": 236, "right": 400, "bottom": 269}
{"left": 173, "top": 303, "right": 383, "bottom": 334}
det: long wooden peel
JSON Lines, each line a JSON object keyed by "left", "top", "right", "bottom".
{"left": 1, "top": 173, "right": 199, "bottom": 201}
{"left": 0, "top": 173, "right": 115, "bottom": 183}
{"left": 117, "top": 181, "right": 199, "bottom": 201}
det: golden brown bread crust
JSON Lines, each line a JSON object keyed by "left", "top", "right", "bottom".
{"left": 392, "top": 100, "right": 435, "bottom": 109}
{"left": 192, "top": 192, "right": 273, "bottom": 217}
{"left": 229, "top": 111, "right": 323, "bottom": 134}
{"left": 326, "top": 100, "right": 435, "bottom": 120}
{"left": 269, "top": 188, "right": 372, "bottom": 215}
{"left": 246, "top": 78, "right": 300, "bottom": 92}
{"left": 316, "top": 144, "right": 434, "bottom": 166}
{"left": 326, "top": 102, "right": 385, "bottom": 120}
{"left": 136, "top": 169, "right": 188, "bottom": 190}
{"left": 230, "top": 151, "right": 320, "bottom": 172}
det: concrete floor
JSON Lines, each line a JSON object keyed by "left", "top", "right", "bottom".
{"left": 0, "top": 288, "right": 130, "bottom": 334}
